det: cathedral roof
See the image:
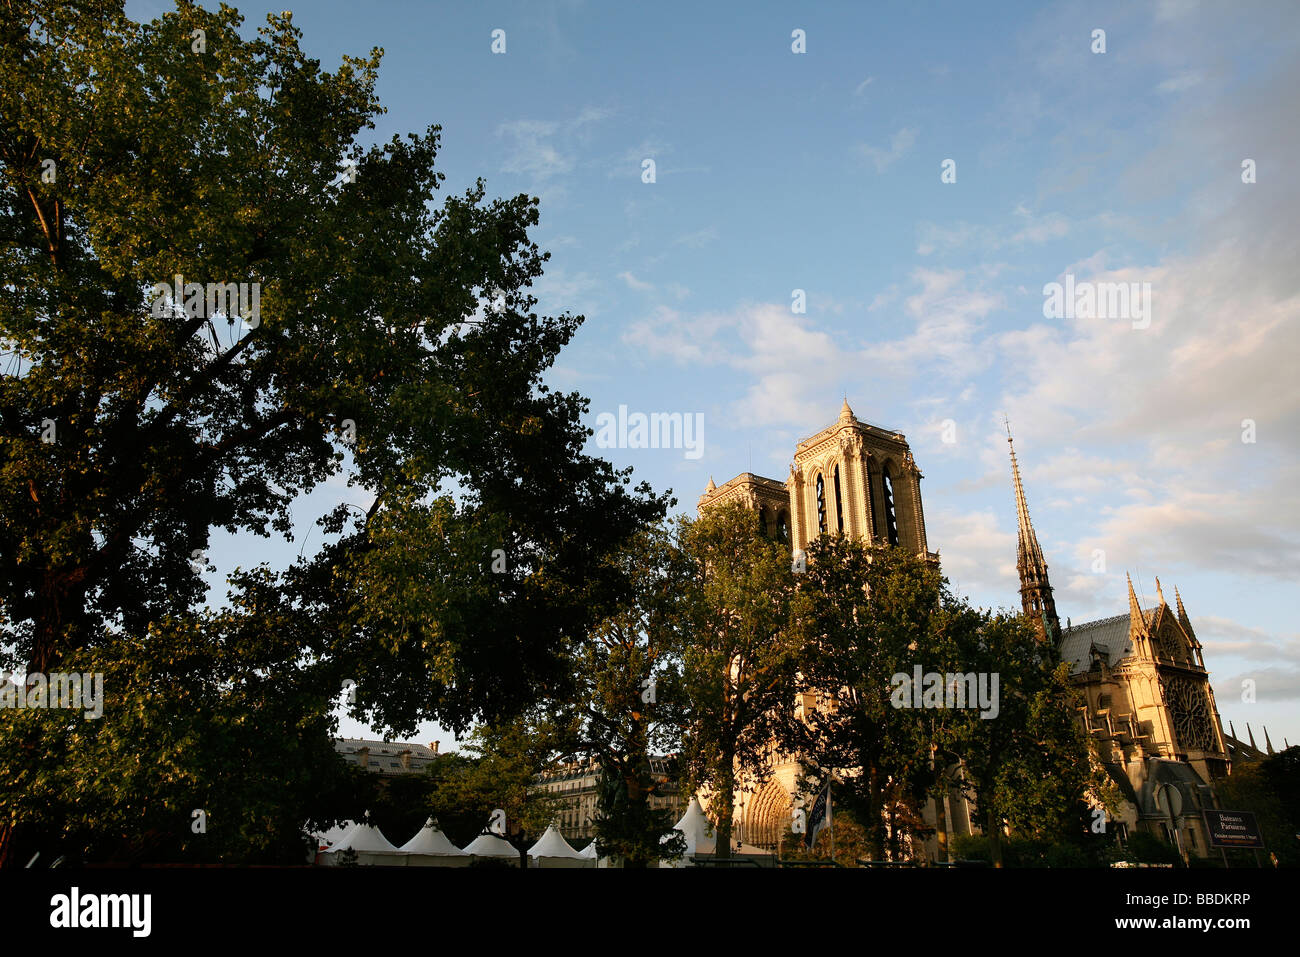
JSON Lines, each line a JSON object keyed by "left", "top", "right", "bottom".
{"left": 1059, "top": 610, "right": 1156, "bottom": 675}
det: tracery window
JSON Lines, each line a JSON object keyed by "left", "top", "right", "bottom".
{"left": 834, "top": 464, "right": 845, "bottom": 533}
{"left": 882, "top": 468, "right": 899, "bottom": 546}
{"left": 816, "top": 473, "right": 827, "bottom": 535}
{"left": 1162, "top": 674, "right": 1216, "bottom": 751}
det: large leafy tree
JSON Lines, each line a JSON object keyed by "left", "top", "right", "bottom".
{"left": 574, "top": 523, "right": 689, "bottom": 868}
{"left": 676, "top": 503, "right": 801, "bottom": 862}
{"left": 0, "top": 0, "right": 664, "bottom": 864}
{"left": 948, "top": 613, "right": 1090, "bottom": 866}
{"left": 787, "top": 536, "right": 965, "bottom": 862}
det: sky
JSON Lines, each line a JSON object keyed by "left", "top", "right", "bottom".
{"left": 127, "top": 0, "right": 1300, "bottom": 750}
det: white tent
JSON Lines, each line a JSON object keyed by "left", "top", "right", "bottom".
{"left": 578, "top": 840, "right": 599, "bottom": 859}
{"left": 318, "top": 817, "right": 401, "bottom": 866}
{"left": 462, "top": 832, "right": 521, "bottom": 866}
{"left": 664, "top": 796, "right": 716, "bottom": 867}
{"left": 308, "top": 820, "right": 354, "bottom": 862}
{"left": 527, "top": 825, "right": 593, "bottom": 868}
{"left": 399, "top": 818, "right": 471, "bottom": 867}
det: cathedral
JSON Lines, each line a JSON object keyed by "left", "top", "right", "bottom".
{"left": 696, "top": 401, "right": 1256, "bottom": 862}
{"left": 1006, "top": 425, "right": 1232, "bottom": 860}
{"left": 698, "top": 400, "right": 940, "bottom": 851}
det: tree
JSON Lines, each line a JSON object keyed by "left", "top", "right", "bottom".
{"left": 434, "top": 718, "right": 569, "bottom": 867}
{"left": 0, "top": 0, "right": 665, "bottom": 864}
{"left": 786, "top": 535, "right": 963, "bottom": 862}
{"left": 574, "top": 523, "right": 689, "bottom": 867}
{"left": 676, "top": 503, "right": 801, "bottom": 863}
{"left": 948, "top": 613, "right": 1090, "bottom": 867}
{"left": 0, "top": 566, "right": 373, "bottom": 865}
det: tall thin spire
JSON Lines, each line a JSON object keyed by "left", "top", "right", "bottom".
{"left": 1005, "top": 417, "right": 1060, "bottom": 644}
{"left": 1174, "top": 586, "right": 1194, "bottom": 636}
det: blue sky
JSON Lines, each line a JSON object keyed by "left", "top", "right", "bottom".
{"left": 128, "top": 0, "right": 1300, "bottom": 749}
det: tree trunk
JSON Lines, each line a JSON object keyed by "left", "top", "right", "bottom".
{"left": 866, "top": 767, "right": 886, "bottom": 861}
{"left": 986, "top": 807, "right": 1004, "bottom": 868}
{"left": 715, "top": 757, "right": 734, "bottom": 866}
{"left": 935, "top": 777, "right": 950, "bottom": 864}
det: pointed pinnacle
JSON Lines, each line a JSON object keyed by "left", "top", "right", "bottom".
{"left": 1127, "top": 573, "right": 1142, "bottom": 622}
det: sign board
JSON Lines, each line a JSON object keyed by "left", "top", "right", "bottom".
{"left": 1201, "top": 809, "right": 1264, "bottom": 849}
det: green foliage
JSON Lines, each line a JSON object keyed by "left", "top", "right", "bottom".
{"left": 570, "top": 523, "right": 690, "bottom": 867}
{"left": 0, "top": 0, "right": 667, "bottom": 865}
{"left": 946, "top": 613, "right": 1091, "bottom": 865}
{"left": 786, "top": 536, "right": 955, "bottom": 861}
{"left": 0, "top": 574, "right": 372, "bottom": 864}
{"left": 675, "top": 503, "right": 802, "bottom": 857}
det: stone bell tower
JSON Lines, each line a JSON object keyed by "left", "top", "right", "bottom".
{"left": 698, "top": 400, "right": 936, "bottom": 563}
{"left": 785, "top": 399, "right": 932, "bottom": 557}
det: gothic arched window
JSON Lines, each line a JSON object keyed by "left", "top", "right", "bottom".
{"left": 833, "top": 464, "right": 845, "bottom": 533}
{"left": 882, "top": 468, "right": 899, "bottom": 546}
{"left": 777, "top": 510, "right": 789, "bottom": 543}
{"left": 815, "top": 473, "right": 827, "bottom": 535}
{"left": 758, "top": 506, "right": 770, "bottom": 538}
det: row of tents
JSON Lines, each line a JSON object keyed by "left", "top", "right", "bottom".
{"left": 315, "top": 797, "right": 764, "bottom": 867}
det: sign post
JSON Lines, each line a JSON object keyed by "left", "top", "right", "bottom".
{"left": 1202, "top": 809, "right": 1265, "bottom": 868}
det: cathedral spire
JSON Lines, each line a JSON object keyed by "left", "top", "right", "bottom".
{"left": 1127, "top": 574, "right": 1143, "bottom": 625}
{"left": 839, "top": 397, "right": 856, "bottom": 423}
{"left": 1174, "top": 586, "right": 1194, "bottom": 635}
{"left": 1264, "top": 726, "right": 1275, "bottom": 755}
{"left": 1005, "top": 418, "right": 1060, "bottom": 644}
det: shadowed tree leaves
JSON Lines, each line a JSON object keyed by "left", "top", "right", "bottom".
{"left": 0, "top": 0, "right": 666, "bottom": 863}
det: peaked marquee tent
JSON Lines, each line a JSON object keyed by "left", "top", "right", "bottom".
{"left": 398, "top": 818, "right": 472, "bottom": 867}
{"left": 527, "top": 825, "right": 593, "bottom": 868}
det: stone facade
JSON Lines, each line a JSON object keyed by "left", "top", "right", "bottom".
{"left": 1011, "top": 429, "right": 1232, "bottom": 861}
{"left": 699, "top": 399, "right": 937, "bottom": 564}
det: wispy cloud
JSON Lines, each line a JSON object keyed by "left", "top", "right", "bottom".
{"left": 855, "top": 127, "right": 917, "bottom": 173}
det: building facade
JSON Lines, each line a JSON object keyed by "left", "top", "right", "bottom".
{"left": 1007, "top": 428, "right": 1234, "bottom": 861}
{"left": 533, "top": 756, "right": 682, "bottom": 843}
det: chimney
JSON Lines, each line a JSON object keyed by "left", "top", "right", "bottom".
{"left": 356, "top": 746, "right": 369, "bottom": 769}
{"left": 430, "top": 740, "right": 440, "bottom": 755}
{"left": 400, "top": 749, "right": 411, "bottom": 770}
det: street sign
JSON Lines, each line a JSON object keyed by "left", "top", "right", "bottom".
{"left": 1202, "top": 809, "right": 1265, "bottom": 849}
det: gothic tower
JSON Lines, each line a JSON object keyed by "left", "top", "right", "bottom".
{"left": 1006, "top": 420, "right": 1061, "bottom": 644}
{"left": 698, "top": 400, "right": 935, "bottom": 562}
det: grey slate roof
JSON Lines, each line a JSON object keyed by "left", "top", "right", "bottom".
{"left": 1059, "top": 609, "right": 1155, "bottom": 675}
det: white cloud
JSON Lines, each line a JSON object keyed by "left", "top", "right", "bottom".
{"left": 497, "top": 106, "right": 614, "bottom": 182}
{"left": 617, "top": 271, "right": 654, "bottom": 292}
{"left": 1157, "top": 71, "right": 1204, "bottom": 93}
{"left": 855, "top": 127, "right": 917, "bottom": 173}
